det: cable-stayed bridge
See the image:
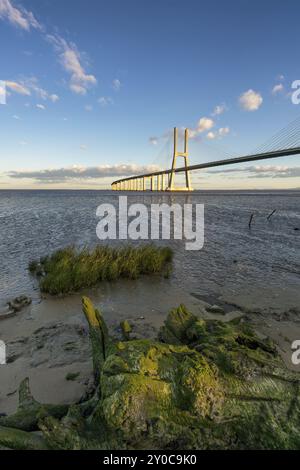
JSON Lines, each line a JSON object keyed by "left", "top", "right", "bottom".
{"left": 111, "top": 118, "right": 300, "bottom": 191}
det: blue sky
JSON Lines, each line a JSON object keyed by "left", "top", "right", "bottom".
{"left": 0, "top": 0, "right": 300, "bottom": 189}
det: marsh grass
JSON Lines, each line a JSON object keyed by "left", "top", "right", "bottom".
{"left": 30, "top": 244, "right": 173, "bottom": 295}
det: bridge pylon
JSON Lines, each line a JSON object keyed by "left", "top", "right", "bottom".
{"left": 166, "top": 127, "right": 193, "bottom": 191}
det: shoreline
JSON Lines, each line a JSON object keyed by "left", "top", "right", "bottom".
{"left": 1, "top": 277, "right": 300, "bottom": 415}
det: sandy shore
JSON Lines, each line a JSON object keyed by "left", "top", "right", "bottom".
{"left": 1, "top": 277, "right": 300, "bottom": 415}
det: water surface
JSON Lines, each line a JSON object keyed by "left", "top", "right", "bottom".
{"left": 0, "top": 189, "right": 299, "bottom": 311}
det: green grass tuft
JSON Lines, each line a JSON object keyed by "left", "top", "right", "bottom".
{"left": 30, "top": 244, "right": 173, "bottom": 295}
{"left": 65, "top": 372, "right": 80, "bottom": 381}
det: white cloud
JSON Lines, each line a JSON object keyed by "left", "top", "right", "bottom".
{"left": 84, "top": 105, "right": 93, "bottom": 112}
{"left": 0, "top": 82, "right": 6, "bottom": 103}
{"left": 26, "top": 78, "right": 59, "bottom": 102}
{"left": 272, "top": 83, "right": 284, "bottom": 95}
{"left": 212, "top": 104, "right": 226, "bottom": 116}
{"left": 112, "top": 79, "right": 121, "bottom": 91}
{"left": 187, "top": 129, "right": 197, "bottom": 139}
{"left": 47, "top": 34, "right": 97, "bottom": 95}
{"left": 98, "top": 96, "right": 113, "bottom": 106}
{"left": 6, "top": 78, "right": 59, "bottom": 104}
{"left": 8, "top": 164, "right": 162, "bottom": 182}
{"left": 218, "top": 127, "right": 230, "bottom": 136}
{"left": 206, "top": 131, "right": 216, "bottom": 140}
{"left": 70, "top": 83, "right": 86, "bottom": 95}
{"left": 239, "top": 89, "right": 263, "bottom": 111}
{"left": 1, "top": 3, "right": 97, "bottom": 99}
{"left": 6, "top": 80, "right": 30, "bottom": 96}
{"left": 0, "top": 0, "right": 41, "bottom": 31}
{"left": 206, "top": 127, "right": 230, "bottom": 140}
{"left": 50, "top": 94, "right": 59, "bottom": 103}
{"left": 12, "top": 114, "right": 20, "bottom": 119}
{"left": 149, "top": 137, "right": 158, "bottom": 145}
{"left": 1, "top": 3, "right": 96, "bottom": 97}
{"left": 80, "top": 144, "right": 88, "bottom": 150}
{"left": 36, "top": 103, "right": 46, "bottom": 110}
{"left": 197, "top": 117, "right": 214, "bottom": 133}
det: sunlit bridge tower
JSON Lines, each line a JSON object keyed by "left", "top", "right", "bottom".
{"left": 167, "top": 127, "right": 193, "bottom": 191}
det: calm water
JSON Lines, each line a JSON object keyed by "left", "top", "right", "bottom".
{"left": 0, "top": 190, "right": 299, "bottom": 309}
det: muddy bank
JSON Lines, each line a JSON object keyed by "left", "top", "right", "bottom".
{"left": 0, "top": 278, "right": 204, "bottom": 415}
{"left": 1, "top": 298, "right": 300, "bottom": 450}
{"left": 1, "top": 277, "right": 300, "bottom": 415}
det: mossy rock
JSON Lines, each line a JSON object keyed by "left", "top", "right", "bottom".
{"left": 1, "top": 300, "right": 300, "bottom": 450}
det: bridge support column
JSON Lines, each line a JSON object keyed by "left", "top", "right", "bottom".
{"left": 150, "top": 176, "right": 154, "bottom": 191}
{"left": 167, "top": 128, "right": 193, "bottom": 191}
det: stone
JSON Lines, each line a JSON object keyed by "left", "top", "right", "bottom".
{"left": 1, "top": 299, "right": 300, "bottom": 450}
{"left": 206, "top": 304, "right": 225, "bottom": 315}
{"left": 7, "top": 295, "right": 32, "bottom": 313}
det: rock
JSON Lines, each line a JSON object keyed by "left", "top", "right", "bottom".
{"left": 120, "top": 320, "right": 132, "bottom": 341}
{"left": 206, "top": 304, "right": 225, "bottom": 315}
{"left": 7, "top": 295, "right": 31, "bottom": 313}
{"left": 1, "top": 299, "right": 300, "bottom": 450}
{"left": 223, "top": 310, "right": 245, "bottom": 322}
{"left": 0, "top": 305, "right": 16, "bottom": 320}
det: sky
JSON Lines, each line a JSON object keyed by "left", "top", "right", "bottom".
{"left": 0, "top": 0, "right": 300, "bottom": 189}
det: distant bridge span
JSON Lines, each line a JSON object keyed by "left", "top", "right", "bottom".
{"left": 111, "top": 127, "right": 300, "bottom": 191}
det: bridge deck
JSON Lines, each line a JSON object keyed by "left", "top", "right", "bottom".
{"left": 111, "top": 146, "right": 300, "bottom": 186}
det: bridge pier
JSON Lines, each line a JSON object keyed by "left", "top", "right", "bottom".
{"left": 111, "top": 127, "right": 193, "bottom": 191}
{"left": 167, "top": 128, "right": 193, "bottom": 191}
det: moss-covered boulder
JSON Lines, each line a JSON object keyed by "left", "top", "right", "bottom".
{"left": 0, "top": 299, "right": 299, "bottom": 450}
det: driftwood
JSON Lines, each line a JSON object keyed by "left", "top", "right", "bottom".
{"left": 267, "top": 209, "right": 276, "bottom": 221}
{"left": 248, "top": 213, "right": 254, "bottom": 228}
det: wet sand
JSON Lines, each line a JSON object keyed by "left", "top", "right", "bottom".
{"left": 1, "top": 277, "right": 300, "bottom": 415}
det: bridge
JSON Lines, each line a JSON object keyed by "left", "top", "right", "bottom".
{"left": 111, "top": 122, "right": 300, "bottom": 191}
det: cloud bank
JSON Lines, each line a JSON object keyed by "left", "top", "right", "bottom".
{"left": 8, "top": 164, "right": 161, "bottom": 183}
{"left": 207, "top": 165, "right": 300, "bottom": 178}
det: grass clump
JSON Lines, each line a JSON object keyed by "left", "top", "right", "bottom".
{"left": 29, "top": 244, "right": 173, "bottom": 295}
{"left": 65, "top": 372, "right": 80, "bottom": 381}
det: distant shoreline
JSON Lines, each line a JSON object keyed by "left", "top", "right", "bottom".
{"left": 0, "top": 188, "right": 299, "bottom": 192}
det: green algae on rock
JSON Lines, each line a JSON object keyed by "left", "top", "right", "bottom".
{"left": 0, "top": 298, "right": 299, "bottom": 450}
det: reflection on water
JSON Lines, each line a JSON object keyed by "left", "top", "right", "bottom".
{"left": 0, "top": 189, "right": 299, "bottom": 308}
